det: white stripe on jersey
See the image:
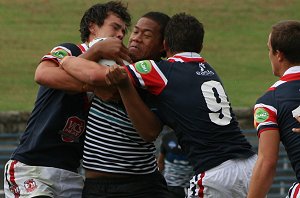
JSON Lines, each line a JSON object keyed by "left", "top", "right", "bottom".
{"left": 254, "top": 103, "right": 277, "bottom": 115}
{"left": 270, "top": 80, "right": 286, "bottom": 89}
{"left": 128, "top": 64, "right": 146, "bottom": 87}
{"left": 150, "top": 60, "right": 168, "bottom": 86}
{"left": 83, "top": 97, "right": 158, "bottom": 174}
{"left": 256, "top": 121, "right": 278, "bottom": 130}
{"left": 128, "top": 61, "right": 168, "bottom": 89}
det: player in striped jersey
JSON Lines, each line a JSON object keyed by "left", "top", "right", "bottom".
{"left": 104, "top": 13, "right": 257, "bottom": 198}
{"left": 247, "top": 20, "right": 300, "bottom": 198}
{"left": 3, "top": 2, "right": 131, "bottom": 198}
{"left": 61, "top": 12, "right": 171, "bottom": 198}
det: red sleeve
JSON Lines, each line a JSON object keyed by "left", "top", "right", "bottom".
{"left": 125, "top": 60, "right": 167, "bottom": 95}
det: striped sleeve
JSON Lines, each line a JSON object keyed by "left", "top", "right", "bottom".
{"left": 125, "top": 60, "right": 168, "bottom": 95}
{"left": 253, "top": 103, "right": 278, "bottom": 137}
{"left": 41, "top": 43, "right": 83, "bottom": 64}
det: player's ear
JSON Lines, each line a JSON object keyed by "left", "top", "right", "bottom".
{"left": 89, "top": 23, "right": 96, "bottom": 35}
{"left": 276, "top": 50, "right": 284, "bottom": 62}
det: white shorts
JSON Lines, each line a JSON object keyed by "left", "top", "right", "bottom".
{"left": 3, "top": 160, "right": 84, "bottom": 198}
{"left": 187, "top": 154, "right": 257, "bottom": 198}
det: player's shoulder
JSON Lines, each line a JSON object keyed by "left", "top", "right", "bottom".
{"left": 53, "top": 43, "right": 83, "bottom": 57}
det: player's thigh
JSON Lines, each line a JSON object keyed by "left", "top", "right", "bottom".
{"left": 4, "top": 160, "right": 83, "bottom": 198}
{"left": 187, "top": 157, "right": 255, "bottom": 198}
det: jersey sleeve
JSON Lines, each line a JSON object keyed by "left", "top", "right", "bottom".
{"left": 253, "top": 93, "right": 279, "bottom": 137}
{"left": 41, "top": 43, "right": 82, "bottom": 65}
{"left": 125, "top": 60, "right": 168, "bottom": 95}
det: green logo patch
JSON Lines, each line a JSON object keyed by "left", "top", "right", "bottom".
{"left": 254, "top": 108, "right": 269, "bottom": 123}
{"left": 135, "top": 60, "right": 152, "bottom": 74}
{"left": 51, "top": 49, "right": 68, "bottom": 59}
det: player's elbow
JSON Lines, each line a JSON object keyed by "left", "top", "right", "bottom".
{"left": 140, "top": 133, "right": 158, "bottom": 142}
{"left": 34, "top": 67, "right": 47, "bottom": 85}
{"left": 139, "top": 128, "right": 162, "bottom": 142}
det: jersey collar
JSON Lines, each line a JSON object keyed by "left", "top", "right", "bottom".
{"left": 167, "top": 52, "right": 205, "bottom": 63}
{"left": 269, "top": 66, "right": 300, "bottom": 90}
{"left": 282, "top": 66, "right": 300, "bottom": 77}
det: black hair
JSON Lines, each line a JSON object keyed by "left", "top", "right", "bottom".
{"left": 79, "top": 1, "right": 131, "bottom": 43}
{"left": 164, "top": 13, "right": 204, "bottom": 53}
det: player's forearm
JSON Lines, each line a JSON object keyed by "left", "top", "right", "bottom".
{"left": 35, "top": 61, "right": 90, "bottom": 92}
{"left": 157, "top": 154, "right": 165, "bottom": 172}
{"left": 61, "top": 56, "right": 108, "bottom": 86}
{"left": 118, "top": 80, "right": 163, "bottom": 142}
{"left": 247, "top": 158, "right": 276, "bottom": 198}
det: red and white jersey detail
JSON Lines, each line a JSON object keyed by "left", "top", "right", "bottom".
{"left": 78, "top": 43, "right": 88, "bottom": 53}
{"left": 269, "top": 66, "right": 300, "bottom": 91}
{"left": 254, "top": 103, "right": 278, "bottom": 136}
{"left": 168, "top": 53, "right": 205, "bottom": 63}
{"left": 41, "top": 43, "right": 88, "bottom": 64}
{"left": 128, "top": 60, "right": 168, "bottom": 95}
{"left": 127, "top": 52, "right": 205, "bottom": 95}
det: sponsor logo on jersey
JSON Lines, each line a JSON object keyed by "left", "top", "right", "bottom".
{"left": 60, "top": 116, "right": 85, "bottom": 142}
{"left": 24, "top": 179, "right": 37, "bottom": 193}
{"left": 196, "top": 63, "right": 214, "bottom": 76}
{"left": 51, "top": 48, "right": 68, "bottom": 59}
{"left": 134, "top": 60, "right": 152, "bottom": 74}
{"left": 254, "top": 108, "right": 269, "bottom": 123}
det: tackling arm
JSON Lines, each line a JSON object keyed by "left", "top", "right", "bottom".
{"left": 106, "top": 65, "right": 163, "bottom": 142}
{"left": 60, "top": 56, "right": 109, "bottom": 87}
{"left": 35, "top": 60, "right": 93, "bottom": 92}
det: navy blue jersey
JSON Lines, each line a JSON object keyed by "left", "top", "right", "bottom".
{"left": 11, "top": 42, "right": 90, "bottom": 172}
{"left": 125, "top": 52, "right": 255, "bottom": 174}
{"left": 254, "top": 66, "right": 300, "bottom": 182}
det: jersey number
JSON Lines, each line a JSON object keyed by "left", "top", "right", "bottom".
{"left": 201, "top": 80, "right": 232, "bottom": 126}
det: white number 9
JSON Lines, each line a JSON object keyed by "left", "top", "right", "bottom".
{"left": 201, "top": 80, "right": 232, "bottom": 126}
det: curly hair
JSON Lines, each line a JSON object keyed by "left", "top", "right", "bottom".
{"left": 79, "top": 1, "right": 131, "bottom": 43}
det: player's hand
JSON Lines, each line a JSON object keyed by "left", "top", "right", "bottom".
{"left": 292, "top": 116, "right": 300, "bottom": 133}
{"left": 90, "top": 37, "right": 132, "bottom": 65}
{"left": 105, "top": 65, "right": 130, "bottom": 88}
{"left": 292, "top": 106, "right": 300, "bottom": 133}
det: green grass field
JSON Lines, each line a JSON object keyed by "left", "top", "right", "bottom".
{"left": 1, "top": 0, "right": 300, "bottom": 111}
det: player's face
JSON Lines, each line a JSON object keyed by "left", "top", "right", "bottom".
{"left": 128, "top": 17, "right": 164, "bottom": 62}
{"left": 92, "top": 13, "right": 127, "bottom": 41}
{"left": 268, "top": 33, "right": 280, "bottom": 77}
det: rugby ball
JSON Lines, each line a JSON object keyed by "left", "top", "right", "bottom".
{"left": 88, "top": 37, "right": 129, "bottom": 66}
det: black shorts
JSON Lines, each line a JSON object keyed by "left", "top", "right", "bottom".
{"left": 82, "top": 170, "right": 170, "bottom": 198}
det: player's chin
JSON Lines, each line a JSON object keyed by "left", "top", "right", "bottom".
{"left": 129, "top": 52, "right": 141, "bottom": 62}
